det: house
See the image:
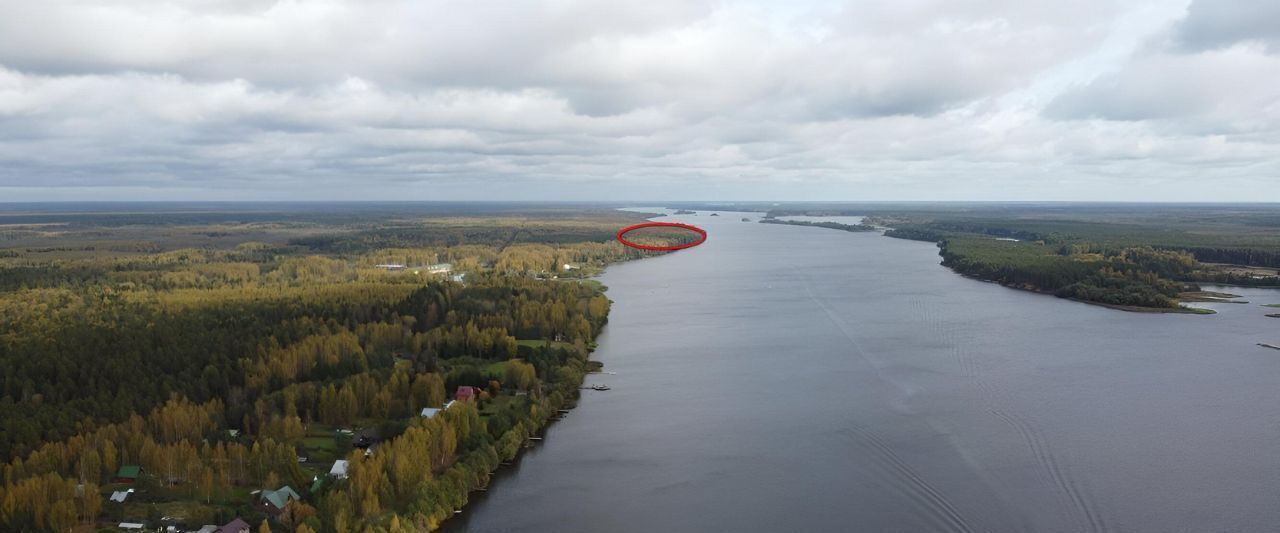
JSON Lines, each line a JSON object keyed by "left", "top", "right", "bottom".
{"left": 450, "top": 273, "right": 466, "bottom": 283}
{"left": 218, "top": 518, "right": 252, "bottom": 533}
{"left": 257, "top": 486, "right": 301, "bottom": 514}
{"left": 454, "top": 386, "right": 478, "bottom": 402}
{"left": 195, "top": 526, "right": 219, "bottom": 533}
{"left": 420, "top": 407, "right": 442, "bottom": 418}
{"left": 109, "top": 489, "right": 132, "bottom": 503}
{"left": 309, "top": 476, "right": 323, "bottom": 494}
{"left": 114, "top": 465, "right": 141, "bottom": 483}
{"left": 118, "top": 523, "right": 145, "bottom": 530}
{"left": 426, "top": 263, "right": 452, "bottom": 274}
{"left": 375, "top": 263, "right": 407, "bottom": 271}
{"left": 329, "top": 459, "right": 349, "bottom": 479}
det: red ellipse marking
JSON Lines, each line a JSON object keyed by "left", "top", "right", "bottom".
{"left": 616, "top": 222, "right": 707, "bottom": 251}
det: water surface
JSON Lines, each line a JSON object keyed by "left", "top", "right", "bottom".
{"left": 447, "top": 210, "right": 1280, "bottom": 533}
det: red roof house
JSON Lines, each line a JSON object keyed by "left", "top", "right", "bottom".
{"left": 454, "top": 386, "right": 478, "bottom": 402}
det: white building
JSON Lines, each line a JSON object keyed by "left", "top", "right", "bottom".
{"left": 329, "top": 459, "right": 349, "bottom": 479}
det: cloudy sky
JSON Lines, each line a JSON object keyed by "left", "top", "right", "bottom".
{"left": 1, "top": 0, "right": 1278, "bottom": 201}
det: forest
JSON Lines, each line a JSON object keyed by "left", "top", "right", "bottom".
{"left": 0, "top": 204, "right": 666, "bottom": 532}
{"left": 751, "top": 203, "right": 1280, "bottom": 311}
{"left": 757, "top": 218, "right": 877, "bottom": 232}
{"left": 865, "top": 206, "right": 1280, "bottom": 310}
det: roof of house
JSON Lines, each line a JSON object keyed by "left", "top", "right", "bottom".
{"left": 109, "top": 490, "right": 130, "bottom": 502}
{"left": 196, "top": 526, "right": 218, "bottom": 533}
{"left": 329, "top": 459, "right": 349, "bottom": 477}
{"left": 119, "top": 523, "right": 145, "bottom": 530}
{"left": 420, "top": 407, "right": 442, "bottom": 417}
{"left": 219, "top": 518, "right": 252, "bottom": 533}
{"left": 261, "top": 486, "right": 301, "bottom": 509}
{"left": 455, "top": 386, "right": 477, "bottom": 400}
{"left": 309, "top": 476, "right": 323, "bottom": 493}
{"left": 116, "top": 465, "right": 141, "bottom": 478}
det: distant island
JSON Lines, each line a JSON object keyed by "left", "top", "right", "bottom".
{"left": 866, "top": 208, "right": 1280, "bottom": 313}
{"left": 759, "top": 218, "right": 877, "bottom": 232}
{"left": 761, "top": 205, "right": 1280, "bottom": 314}
{"left": 673, "top": 209, "right": 696, "bottom": 215}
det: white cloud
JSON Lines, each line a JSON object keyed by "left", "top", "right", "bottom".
{"left": 0, "top": 0, "right": 1278, "bottom": 201}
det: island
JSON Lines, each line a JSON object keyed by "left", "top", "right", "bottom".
{"left": 763, "top": 204, "right": 1280, "bottom": 313}
{"left": 759, "top": 218, "right": 877, "bottom": 232}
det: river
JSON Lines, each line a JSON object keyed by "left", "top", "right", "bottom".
{"left": 444, "top": 209, "right": 1280, "bottom": 533}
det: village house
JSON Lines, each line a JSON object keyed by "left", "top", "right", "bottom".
{"left": 329, "top": 459, "right": 349, "bottom": 479}
{"left": 218, "top": 518, "right": 252, "bottom": 533}
{"left": 426, "top": 262, "right": 452, "bottom": 274}
{"left": 256, "top": 486, "right": 301, "bottom": 515}
{"left": 454, "top": 386, "right": 478, "bottom": 402}
{"left": 113, "top": 465, "right": 141, "bottom": 483}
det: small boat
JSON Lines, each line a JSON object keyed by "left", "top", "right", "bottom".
{"left": 591, "top": 384, "right": 611, "bottom": 391}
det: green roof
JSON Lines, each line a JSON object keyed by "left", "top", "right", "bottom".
{"left": 116, "top": 465, "right": 140, "bottom": 478}
{"left": 309, "top": 476, "right": 323, "bottom": 493}
{"left": 263, "top": 486, "right": 300, "bottom": 509}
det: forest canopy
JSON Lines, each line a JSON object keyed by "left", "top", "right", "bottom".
{"left": 0, "top": 205, "right": 656, "bottom": 531}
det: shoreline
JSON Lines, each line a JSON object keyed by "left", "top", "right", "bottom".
{"left": 438, "top": 244, "right": 663, "bottom": 531}
{"left": 939, "top": 268, "right": 1216, "bottom": 314}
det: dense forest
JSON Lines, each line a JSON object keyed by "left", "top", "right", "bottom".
{"left": 746, "top": 203, "right": 1280, "bottom": 311}
{"left": 867, "top": 209, "right": 1280, "bottom": 310}
{"left": 757, "top": 219, "right": 877, "bottom": 232}
{"left": 0, "top": 205, "right": 669, "bottom": 532}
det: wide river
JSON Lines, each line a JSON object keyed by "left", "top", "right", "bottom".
{"left": 446, "top": 210, "right": 1280, "bottom": 533}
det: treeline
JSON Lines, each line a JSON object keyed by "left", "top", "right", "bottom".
{"left": 1, "top": 398, "right": 307, "bottom": 530}
{"left": 759, "top": 219, "right": 877, "bottom": 232}
{"left": 0, "top": 207, "right": 637, "bottom": 530}
{"left": 1169, "top": 246, "right": 1280, "bottom": 269}
{"left": 0, "top": 283, "right": 416, "bottom": 459}
{"left": 935, "top": 237, "right": 1189, "bottom": 309}
{"left": 288, "top": 217, "right": 634, "bottom": 255}
{"left": 1, "top": 273, "right": 611, "bottom": 530}
{"left": 881, "top": 213, "right": 1280, "bottom": 310}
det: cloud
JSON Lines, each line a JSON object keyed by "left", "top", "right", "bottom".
{"left": 0, "top": 0, "right": 1278, "bottom": 201}
{"left": 1172, "top": 0, "right": 1280, "bottom": 53}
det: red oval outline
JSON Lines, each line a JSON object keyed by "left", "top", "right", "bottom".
{"left": 616, "top": 222, "right": 707, "bottom": 251}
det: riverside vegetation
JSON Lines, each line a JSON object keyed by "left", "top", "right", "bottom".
{"left": 760, "top": 203, "right": 1280, "bottom": 312}
{"left": 0, "top": 204, "right": 686, "bottom": 532}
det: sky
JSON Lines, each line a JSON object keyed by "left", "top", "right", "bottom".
{"left": 1, "top": 0, "right": 1278, "bottom": 202}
